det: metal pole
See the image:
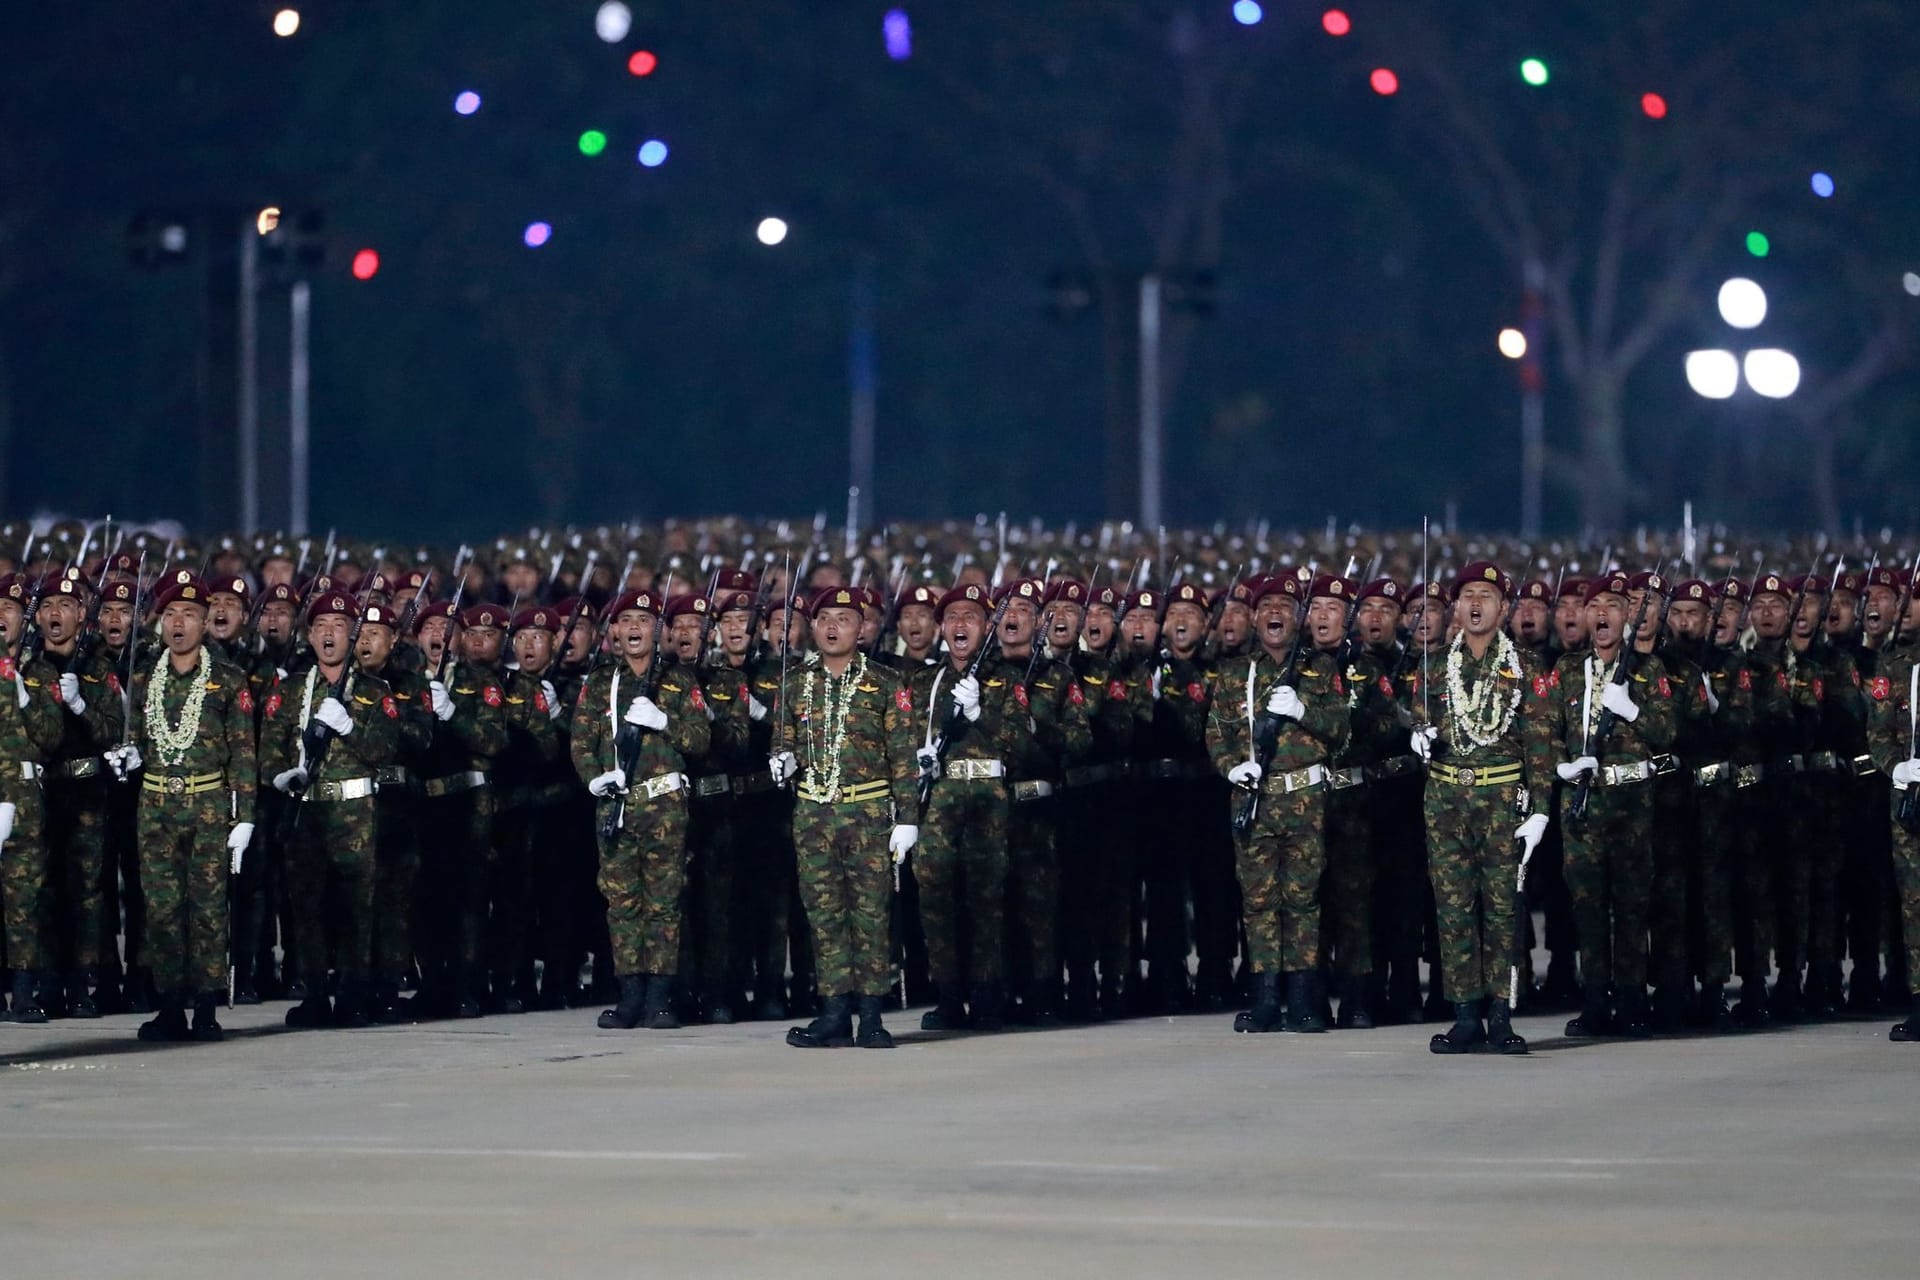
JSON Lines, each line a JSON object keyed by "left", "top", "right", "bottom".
{"left": 849, "top": 257, "right": 875, "bottom": 536}
{"left": 238, "top": 224, "right": 260, "bottom": 534}
{"left": 289, "top": 280, "right": 311, "bottom": 536}
{"left": 1138, "top": 273, "right": 1163, "bottom": 530}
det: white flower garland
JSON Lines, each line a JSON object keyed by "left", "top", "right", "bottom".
{"left": 1444, "top": 631, "right": 1522, "bottom": 748}
{"left": 799, "top": 652, "right": 867, "bottom": 802}
{"left": 146, "top": 646, "right": 211, "bottom": 768}
{"left": 1582, "top": 650, "right": 1622, "bottom": 739}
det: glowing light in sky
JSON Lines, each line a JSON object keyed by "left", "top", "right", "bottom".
{"left": 523, "top": 222, "right": 552, "bottom": 248}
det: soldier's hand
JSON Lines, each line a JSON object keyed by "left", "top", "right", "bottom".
{"left": 1555, "top": 755, "right": 1598, "bottom": 782}
{"left": 227, "top": 822, "right": 255, "bottom": 875}
{"left": 57, "top": 672, "right": 86, "bottom": 715}
{"left": 315, "top": 697, "right": 354, "bottom": 736}
{"left": 1599, "top": 681, "right": 1639, "bottom": 723}
{"left": 1700, "top": 673, "right": 1720, "bottom": 715}
{"left": 888, "top": 824, "right": 918, "bottom": 864}
{"left": 1265, "top": 685, "right": 1305, "bottom": 721}
{"left": 272, "top": 766, "right": 309, "bottom": 794}
{"left": 768, "top": 751, "right": 798, "bottom": 785}
{"left": 1514, "top": 813, "right": 1549, "bottom": 859}
{"left": 541, "top": 680, "right": 563, "bottom": 721}
{"left": 0, "top": 801, "right": 14, "bottom": 844}
{"left": 1150, "top": 666, "right": 1165, "bottom": 700}
{"left": 105, "top": 743, "right": 143, "bottom": 780}
{"left": 747, "top": 693, "right": 769, "bottom": 722}
{"left": 1893, "top": 759, "right": 1920, "bottom": 787}
{"left": 13, "top": 671, "right": 27, "bottom": 710}
{"left": 429, "top": 680, "right": 456, "bottom": 722}
{"left": 951, "top": 675, "right": 982, "bottom": 722}
{"left": 1411, "top": 725, "right": 1438, "bottom": 761}
{"left": 588, "top": 768, "right": 628, "bottom": 797}
{"left": 624, "top": 695, "right": 668, "bottom": 730}
{"left": 1227, "top": 760, "right": 1262, "bottom": 789}
{"left": 914, "top": 746, "right": 940, "bottom": 780}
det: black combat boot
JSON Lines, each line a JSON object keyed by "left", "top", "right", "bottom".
{"left": 1889, "top": 995, "right": 1920, "bottom": 1042}
{"left": 1733, "top": 975, "right": 1771, "bottom": 1028}
{"left": 597, "top": 974, "right": 646, "bottom": 1029}
{"left": 1284, "top": 971, "right": 1327, "bottom": 1033}
{"left": 190, "top": 994, "right": 224, "bottom": 1042}
{"left": 643, "top": 974, "right": 681, "bottom": 1030}
{"left": 1770, "top": 971, "right": 1804, "bottom": 1022}
{"left": 1621, "top": 987, "right": 1655, "bottom": 1036}
{"left": 1024, "top": 978, "right": 1061, "bottom": 1028}
{"left": 1650, "top": 982, "right": 1689, "bottom": 1032}
{"left": 6, "top": 969, "right": 46, "bottom": 1023}
{"left": 1697, "top": 982, "right": 1736, "bottom": 1033}
{"left": 1337, "top": 973, "right": 1376, "bottom": 1030}
{"left": 1808, "top": 964, "right": 1843, "bottom": 1020}
{"left": 1097, "top": 970, "right": 1124, "bottom": 1023}
{"left": 1429, "top": 997, "right": 1485, "bottom": 1054}
{"left": 451, "top": 966, "right": 483, "bottom": 1019}
{"left": 787, "top": 993, "right": 854, "bottom": 1048}
{"left": 332, "top": 977, "right": 371, "bottom": 1029}
{"left": 1233, "top": 971, "right": 1283, "bottom": 1033}
{"left": 754, "top": 987, "right": 788, "bottom": 1022}
{"left": 920, "top": 981, "right": 968, "bottom": 1031}
{"left": 139, "top": 993, "right": 190, "bottom": 1042}
{"left": 368, "top": 977, "right": 402, "bottom": 1024}
{"left": 855, "top": 995, "right": 894, "bottom": 1048}
{"left": 67, "top": 971, "right": 100, "bottom": 1019}
{"left": 1564, "top": 985, "right": 1611, "bottom": 1038}
{"left": 284, "top": 986, "right": 332, "bottom": 1028}
{"left": 968, "top": 982, "right": 1006, "bottom": 1032}
{"left": 705, "top": 983, "right": 735, "bottom": 1025}
{"left": 1847, "top": 966, "right": 1881, "bottom": 1015}
{"left": 1484, "top": 997, "right": 1527, "bottom": 1054}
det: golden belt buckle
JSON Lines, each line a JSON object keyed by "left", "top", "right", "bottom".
{"left": 166, "top": 776, "right": 186, "bottom": 795}
{"left": 1457, "top": 767, "right": 1476, "bottom": 786}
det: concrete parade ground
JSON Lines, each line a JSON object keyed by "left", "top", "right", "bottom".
{"left": 3, "top": 982, "right": 1915, "bottom": 1280}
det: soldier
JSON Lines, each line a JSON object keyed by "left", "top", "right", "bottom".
{"left": 893, "top": 583, "right": 942, "bottom": 667}
{"left": 1509, "top": 579, "right": 1555, "bottom": 660}
{"left": 489, "top": 604, "right": 571, "bottom": 1013}
{"left": 571, "top": 587, "right": 712, "bottom": 1031}
{"left": 1864, "top": 614, "right": 1920, "bottom": 1040}
{"left": 109, "top": 571, "right": 255, "bottom": 1042}
{"left": 1541, "top": 572, "right": 1678, "bottom": 1038}
{"left": 204, "top": 575, "right": 253, "bottom": 666}
{"left": 905, "top": 582, "right": 1028, "bottom": 1031}
{"left": 1853, "top": 565, "right": 1907, "bottom": 1007}
{"left": 1409, "top": 562, "right": 1552, "bottom": 1054}
{"left": 260, "top": 590, "right": 402, "bottom": 1028}
{"left": 1356, "top": 577, "right": 1426, "bottom": 1024}
{"left": 1207, "top": 572, "right": 1349, "bottom": 1034}
{"left": 773, "top": 586, "right": 919, "bottom": 1048}
{"left": 0, "top": 574, "right": 66, "bottom": 1022}
{"left": 1799, "top": 572, "right": 1867, "bottom": 1017}
{"left": 233, "top": 580, "right": 300, "bottom": 1003}
{"left": 1728, "top": 573, "right": 1800, "bottom": 1026}
{"left": 96, "top": 571, "right": 150, "bottom": 1011}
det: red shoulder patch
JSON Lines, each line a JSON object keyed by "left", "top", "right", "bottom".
{"left": 689, "top": 686, "right": 706, "bottom": 712}
{"left": 1014, "top": 682, "right": 1030, "bottom": 709}
{"left": 740, "top": 683, "right": 752, "bottom": 705}
{"left": 1532, "top": 674, "right": 1551, "bottom": 698}
{"left": 420, "top": 689, "right": 434, "bottom": 711}
{"left": 1775, "top": 671, "right": 1789, "bottom": 692}
{"left": 236, "top": 688, "right": 254, "bottom": 715}
{"left": 107, "top": 673, "right": 122, "bottom": 695}
{"left": 895, "top": 687, "right": 912, "bottom": 714}
{"left": 1737, "top": 667, "right": 1752, "bottom": 692}
{"left": 534, "top": 690, "right": 549, "bottom": 713}
{"left": 1812, "top": 676, "right": 1825, "bottom": 702}
{"left": 382, "top": 694, "right": 400, "bottom": 720}
{"left": 1107, "top": 679, "right": 1126, "bottom": 701}
{"left": 0, "top": 656, "right": 16, "bottom": 681}
{"left": 1186, "top": 680, "right": 1205, "bottom": 704}
{"left": 265, "top": 692, "right": 283, "bottom": 718}
{"left": 1331, "top": 674, "right": 1344, "bottom": 697}
{"left": 1657, "top": 676, "right": 1671, "bottom": 699}
{"left": 483, "top": 685, "right": 503, "bottom": 707}
{"left": 1378, "top": 675, "right": 1394, "bottom": 698}
{"left": 1067, "top": 680, "right": 1085, "bottom": 707}
{"left": 1871, "top": 675, "right": 1891, "bottom": 701}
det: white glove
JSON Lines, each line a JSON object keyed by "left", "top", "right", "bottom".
{"left": 1411, "top": 725, "right": 1438, "bottom": 761}
{"left": 106, "top": 743, "right": 143, "bottom": 780}
{"left": 1701, "top": 673, "right": 1720, "bottom": 715}
{"left": 430, "top": 680, "right": 455, "bottom": 721}
{"left": 625, "top": 695, "right": 668, "bottom": 730}
{"left": 275, "top": 666, "right": 289, "bottom": 681}
{"left": 769, "top": 750, "right": 798, "bottom": 784}
{"left": 0, "top": 801, "right": 14, "bottom": 844}
{"left": 541, "top": 680, "right": 563, "bottom": 721}
{"left": 315, "top": 696, "right": 354, "bottom": 736}
{"left": 273, "top": 766, "right": 309, "bottom": 793}
{"left": 747, "top": 694, "right": 768, "bottom": 722}
{"left": 888, "top": 824, "right": 918, "bottom": 864}
{"left": 1265, "top": 685, "right": 1305, "bottom": 721}
{"left": 13, "top": 671, "right": 26, "bottom": 710}
{"left": 1228, "top": 761, "right": 1262, "bottom": 788}
{"left": 58, "top": 672, "right": 85, "bottom": 715}
{"left": 227, "top": 822, "right": 254, "bottom": 875}
{"left": 951, "top": 675, "right": 982, "bottom": 722}
{"left": 1893, "top": 759, "right": 1920, "bottom": 787}
{"left": 1556, "top": 755, "right": 1598, "bottom": 782}
{"left": 588, "top": 768, "right": 628, "bottom": 797}
{"left": 1515, "top": 812, "right": 1549, "bottom": 859}
{"left": 1150, "top": 665, "right": 1165, "bottom": 700}
{"left": 1600, "top": 681, "right": 1640, "bottom": 723}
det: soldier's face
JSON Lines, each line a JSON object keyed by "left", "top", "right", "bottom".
{"left": 812, "top": 606, "right": 861, "bottom": 658}
{"left": 1083, "top": 604, "right": 1116, "bottom": 652}
{"left": 1865, "top": 585, "right": 1899, "bottom": 640}
{"left": 614, "top": 610, "right": 656, "bottom": 661}
{"left": 418, "top": 616, "right": 453, "bottom": 666}
{"left": 768, "top": 606, "right": 806, "bottom": 651}
{"left": 1411, "top": 596, "right": 1446, "bottom": 647}
{"left": 1046, "top": 601, "right": 1085, "bottom": 651}
{"left": 1307, "top": 597, "right": 1345, "bottom": 647}
{"left": 1510, "top": 598, "right": 1549, "bottom": 643}
{"left": 941, "top": 602, "right": 987, "bottom": 664}
{"left": 1585, "top": 594, "right": 1629, "bottom": 650}
{"left": 1457, "top": 582, "right": 1504, "bottom": 639}
{"left": 1750, "top": 592, "right": 1789, "bottom": 639}
{"left": 858, "top": 607, "right": 882, "bottom": 646}
{"left": 1826, "top": 592, "right": 1857, "bottom": 638}
{"left": 261, "top": 602, "right": 295, "bottom": 645}
{"left": 565, "top": 618, "right": 596, "bottom": 664}
{"left": 503, "top": 563, "right": 539, "bottom": 600}
{"left": 669, "top": 614, "right": 704, "bottom": 660}
{"left": 998, "top": 598, "right": 1036, "bottom": 651}
{"left": 1668, "top": 599, "right": 1709, "bottom": 642}
{"left": 718, "top": 609, "right": 753, "bottom": 657}
{"left": 1218, "top": 601, "right": 1251, "bottom": 650}
{"left": 309, "top": 614, "right": 351, "bottom": 667}
{"left": 37, "top": 594, "right": 80, "bottom": 644}
{"left": 259, "top": 557, "right": 295, "bottom": 587}
{"left": 462, "top": 624, "right": 503, "bottom": 665}
{"left": 1626, "top": 589, "right": 1660, "bottom": 652}
{"left": 1164, "top": 602, "right": 1206, "bottom": 657}
{"left": 1554, "top": 597, "right": 1587, "bottom": 647}
{"left": 513, "top": 627, "right": 553, "bottom": 673}
{"left": 1355, "top": 598, "right": 1398, "bottom": 646}
{"left": 161, "top": 602, "right": 207, "bottom": 657}
{"left": 1254, "top": 597, "right": 1296, "bottom": 655}
{"left": 0, "top": 600, "right": 20, "bottom": 648}
{"left": 1121, "top": 609, "right": 1161, "bottom": 656}
{"left": 1906, "top": 589, "right": 1920, "bottom": 636}
{"left": 357, "top": 622, "right": 395, "bottom": 670}
{"left": 1793, "top": 591, "right": 1824, "bottom": 639}
{"left": 100, "top": 600, "right": 133, "bottom": 647}
{"left": 898, "top": 604, "right": 937, "bottom": 654}
{"left": 208, "top": 591, "right": 246, "bottom": 640}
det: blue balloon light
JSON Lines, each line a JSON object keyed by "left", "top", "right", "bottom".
{"left": 1810, "top": 172, "right": 1835, "bottom": 198}
{"left": 637, "top": 139, "right": 669, "bottom": 168}
{"left": 1232, "top": 0, "right": 1262, "bottom": 24}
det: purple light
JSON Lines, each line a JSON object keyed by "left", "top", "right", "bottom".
{"left": 883, "top": 9, "right": 911, "bottom": 60}
{"left": 523, "top": 221, "right": 552, "bottom": 248}
{"left": 453, "top": 90, "right": 481, "bottom": 116}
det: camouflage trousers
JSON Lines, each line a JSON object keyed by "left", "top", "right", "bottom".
{"left": 1691, "top": 783, "right": 1736, "bottom": 986}
{"left": 730, "top": 792, "right": 796, "bottom": 1002}
{"left": 1732, "top": 784, "right": 1779, "bottom": 983}
{"left": 136, "top": 791, "right": 229, "bottom": 998}
{"left": 1560, "top": 781, "right": 1654, "bottom": 991}
{"left": 1057, "top": 780, "right": 1131, "bottom": 985}
{"left": 44, "top": 777, "right": 112, "bottom": 973}
{"left": 1885, "top": 793, "right": 1920, "bottom": 986}
{"left": 371, "top": 789, "right": 419, "bottom": 983}
{"left": 415, "top": 787, "right": 497, "bottom": 987}
{"left": 1651, "top": 778, "right": 1694, "bottom": 995}
{"left": 1423, "top": 779, "right": 1523, "bottom": 1004}
{"left": 1845, "top": 774, "right": 1896, "bottom": 990}
{"left": 1772, "top": 775, "right": 1834, "bottom": 980}
{"left": 1004, "top": 792, "right": 1059, "bottom": 994}
{"left": 680, "top": 789, "right": 737, "bottom": 996}
{"left": 286, "top": 794, "right": 377, "bottom": 980}
{"left": 0, "top": 780, "right": 47, "bottom": 973}
{"left": 1322, "top": 787, "right": 1375, "bottom": 978}
{"left": 792, "top": 794, "right": 892, "bottom": 998}
{"left": 596, "top": 790, "right": 688, "bottom": 976}
{"left": 1231, "top": 781, "right": 1324, "bottom": 975}
{"left": 917, "top": 777, "right": 1009, "bottom": 984}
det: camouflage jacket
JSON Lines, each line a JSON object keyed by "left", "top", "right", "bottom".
{"left": 1008, "top": 652, "right": 1092, "bottom": 781}
{"left": 259, "top": 666, "right": 401, "bottom": 783}
{"left": 1130, "top": 650, "right": 1210, "bottom": 763}
{"left": 41, "top": 643, "right": 125, "bottom": 760}
{"left": 1419, "top": 636, "right": 1557, "bottom": 798}
{"left": 0, "top": 650, "right": 68, "bottom": 769}
{"left": 569, "top": 658, "right": 711, "bottom": 785}
{"left": 1207, "top": 646, "right": 1350, "bottom": 777}
{"left": 416, "top": 659, "right": 509, "bottom": 778}
{"left": 361, "top": 660, "right": 436, "bottom": 764}
{"left": 129, "top": 647, "right": 258, "bottom": 814}
{"left": 902, "top": 654, "right": 1032, "bottom": 765}
{"left": 497, "top": 666, "right": 570, "bottom": 793}
{"left": 1067, "top": 648, "right": 1136, "bottom": 763}
{"left": 777, "top": 652, "right": 918, "bottom": 815}
{"left": 1328, "top": 645, "right": 1400, "bottom": 768}
{"left": 1539, "top": 649, "right": 1678, "bottom": 767}
{"left": 1866, "top": 648, "right": 1920, "bottom": 776}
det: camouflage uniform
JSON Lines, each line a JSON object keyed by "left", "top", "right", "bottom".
{"left": 128, "top": 649, "right": 256, "bottom": 1000}
{"left": 40, "top": 645, "right": 125, "bottom": 1009}
{"left": 1368, "top": 640, "right": 1428, "bottom": 1020}
{"left": 1058, "top": 648, "right": 1137, "bottom": 1017}
{"left": 1847, "top": 635, "right": 1901, "bottom": 1006}
{"left": 1132, "top": 650, "right": 1214, "bottom": 1009}
{"left": 1321, "top": 646, "right": 1398, "bottom": 1010}
{"left": 414, "top": 659, "right": 508, "bottom": 1011}
{"left": 0, "top": 653, "right": 66, "bottom": 1015}
{"left": 363, "top": 659, "right": 433, "bottom": 1009}
{"left": 676, "top": 658, "right": 752, "bottom": 1017}
{"left": 1003, "top": 652, "right": 1091, "bottom": 1019}
{"left": 1650, "top": 641, "right": 1715, "bottom": 1019}
{"left": 732, "top": 653, "right": 800, "bottom": 1013}
{"left": 1688, "top": 639, "right": 1755, "bottom": 1002}
{"left": 1794, "top": 640, "right": 1866, "bottom": 1010}
{"left": 1729, "top": 640, "right": 1798, "bottom": 1013}
{"left": 1864, "top": 650, "right": 1920, "bottom": 1021}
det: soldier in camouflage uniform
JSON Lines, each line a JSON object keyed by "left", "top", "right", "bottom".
{"left": 1863, "top": 616, "right": 1920, "bottom": 1041}
{"left": 1207, "top": 572, "right": 1349, "bottom": 1034}
{"left": 1851, "top": 565, "right": 1907, "bottom": 1007}
{"left": 1539, "top": 571, "right": 1679, "bottom": 1038}
{"left": 260, "top": 590, "right": 402, "bottom": 1028}
{"left": 571, "top": 587, "right": 712, "bottom": 1031}
{"left": 0, "top": 575, "right": 67, "bottom": 1022}
{"left": 773, "top": 586, "right": 920, "bottom": 1048}
{"left": 1411, "top": 563, "right": 1553, "bottom": 1054}
{"left": 96, "top": 570, "right": 150, "bottom": 1011}
{"left": 112, "top": 572, "right": 256, "bottom": 1042}
{"left": 1354, "top": 577, "right": 1426, "bottom": 1024}
{"left": 236, "top": 580, "right": 302, "bottom": 1001}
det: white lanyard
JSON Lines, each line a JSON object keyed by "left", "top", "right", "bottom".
{"left": 1244, "top": 657, "right": 1259, "bottom": 765}
{"left": 924, "top": 667, "right": 947, "bottom": 749}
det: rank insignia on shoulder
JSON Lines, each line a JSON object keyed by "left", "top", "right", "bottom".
{"left": 857, "top": 684, "right": 880, "bottom": 694}
{"left": 1067, "top": 681, "right": 1084, "bottom": 706}
{"left": 237, "top": 689, "right": 254, "bottom": 714}
{"left": 1871, "top": 676, "right": 1891, "bottom": 701}
{"left": 354, "top": 695, "right": 376, "bottom": 706}
{"left": 205, "top": 682, "right": 223, "bottom": 692}
{"left": 895, "top": 688, "right": 913, "bottom": 713}
{"left": 483, "top": 686, "right": 503, "bottom": 707}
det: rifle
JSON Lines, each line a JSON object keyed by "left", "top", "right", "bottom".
{"left": 550, "top": 549, "right": 599, "bottom": 674}
{"left": 1199, "top": 562, "right": 1245, "bottom": 662}
{"left": 278, "top": 586, "right": 374, "bottom": 840}
{"left": 743, "top": 563, "right": 777, "bottom": 664}
{"left": 916, "top": 590, "right": 1016, "bottom": 813}
{"left": 1886, "top": 549, "right": 1920, "bottom": 652}
{"left": 66, "top": 545, "right": 117, "bottom": 674}
{"left": 432, "top": 565, "right": 473, "bottom": 687}
{"left": 1233, "top": 562, "right": 1316, "bottom": 836}
{"left": 1566, "top": 565, "right": 1668, "bottom": 822}
{"left": 599, "top": 603, "right": 666, "bottom": 842}
{"left": 771, "top": 556, "right": 795, "bottom": 789}
{"left": 116, "top": 550, "right": 150, "bottom": 755}
{"left": 867, "top": 566, "right": 906, "bottom": 662}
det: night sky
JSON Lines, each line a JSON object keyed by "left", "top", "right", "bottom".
{"left": 2, "top": 2, "right": 1915, "bottom": 539}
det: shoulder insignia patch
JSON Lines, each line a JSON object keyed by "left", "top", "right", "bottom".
{"left": 689, "top": 686, "right": 706, "bottom": 713}
{"left": 1378, "top": 675, "right": 1394, "bottom": 698}
{"left": 237, "top": 689, "right": 254, "bottom": 714}
{"left": 1738, "top": 667, "right": 1752, "bottom": 692}
{"left": 1871, "top": 675, "right": 1891, "bottom": 701}
{"left": 895, "top": 687, "right": 912, "bottom": 714}
{"left": 1657, "top": 676, "right": 1671, "bottom": 698}
{"left": 108, "top": 673, "right": 122, "bottom": 695}
{"left": 1812, "top": 676, "right": 1825, "bottom": 701}
{"left": 1532, "top": 674, "right": 1551, "bottom": 699}
{"left": 265, "top": 692, "right": 283, "bottom": 717}
{"left": 1187, "top": 680, "right": 1206, "bottom": 703}
{"left": 534, "top": 690, "right": 549, "bottom": 713}
{"left": 1107, "top": 679, "right": 1126, "bottom": 701}
{"left": 1014, "top": 682, "right": 1030, "bottom": 709}
{"left": 483, "top": 685, "right": 503, "bottom": 707}
{"left": 0, "top": 657, "right": 15, "bottom": 681}
{"left": 1067, "top": 680, "right": 1085, "bottom": 707}
{"left": 1330, "top": 674, "right": 1344, "bottom": 697}
{"left": 382, "top": 695, "right": 400, "bottom": 720}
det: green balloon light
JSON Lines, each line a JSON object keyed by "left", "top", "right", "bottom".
{"left": 1519, "top": 58, "right": 1549, "bottom": 87}
{"left": 1746, "top": 230, "right": 1771, "bottom": 258}
{"left": 578, "top": 130, "right": 608, "bottom": 157}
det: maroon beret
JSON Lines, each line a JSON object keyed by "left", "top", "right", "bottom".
{"left": 603, "top": 588, "right": 663, "bottom": 622}
{"left": 209, "top": 575, "right": 251, "bottom": 604}
{"left": 1251, "top": 575, "right": 1304, "bottom": 608}
{"left": 1866, "top": 567, "right": 1903, "bottom": 593}
{"left": 411, "top": 599, "right": 458, "bottom": 634}
{"left": 713, "top": 590, "right": 753, "bottom": 613}
{"left": 1715, "top": 576, "right": 1750, "bottom": 603}
{"left": 360, "top": 601, "right": 401, "bottom": 629}
{"left": 1584, "top": 572, "right": 1632, "bottom": 604}
{"left": 900, "top": 583, "right": 941, "bottom": 610}
{"left": 1515, "top": 579, "right": 1551, "bottom": 603}
{"left": 1671, "top": 578, "right": 1712, "bottom": 603}
{"left": 1749, "top": 573, "right": 1790, "bottom": 601}
{"left": 152, "top": 570, "right": 209, "bottom": 612}
{"left": 1410, "top": 580, "right": 1451, "bottom": 604}
{"left": 1166, "top": 581, "right": 1210, "bottom": 611}
{"left": 1123, "top": 588, "right": 1163, "bottom": 617}
{"left": 1307, "top": 573, "right": 1356, "bottom": 604}
{"left": 38, "top": 570, "right": 84, "bottom": 600}
{"left": 260, "top": 582, "right": 300, "bottom": 608}
{"left": 1454, "top": 561, "right": 1507, "bottom": 596}
{"left": 101, "top": 579, "right": 136, "bottom": 605}
{"left": 1834, "top": 570, "right": 1865, "bottom": 597}
{"left": 460, "top": 603, "right": 510, "bottom": 630}
{"left": 715, "top": 567, "right": 757, "bottom": 594}
{"left": 663, "top": 593, "right": 711, "bottom": 621}
{"left": 1043, "top": 578, "right": 1088, "bottom": 606}
{"left": 511, "top": 606, "right": 560, "bottom": 633}
{"left": 993, "top": 578, "right": 1046, "bottom": 607}
{"left": 1785, "top": 574, "right": 1826, "bottom": 597}
{"left": 936, "top": 583, "right": 992, "bottom": 620}
{"left": 810, "top": 585, "right": 863, "bottom": 616}
{"left": 1358, "top": 577, "right": 1404, "bottom": 606}
{"left": 1625, "top": 570, "right": 1667, "bottom": 594}
{"left": 0, "top": 573, "right": 25, "bottom": 604}
{"left": 1089, "top": 583, "right": 1121, "bottom": 610}
{"left": 305, "top": 590, "right": 355, "bottom": 624}
{"left": 1555, "top": 576, "right": 1588, "bottom": 602}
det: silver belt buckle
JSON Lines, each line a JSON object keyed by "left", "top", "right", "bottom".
{"left": 166, "top": 775, "right": 186, "bottom": 795}
{"left": 1456, "top": 767, "right": 1477, "bottom": 786}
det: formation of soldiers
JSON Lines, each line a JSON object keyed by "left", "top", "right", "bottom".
{"left": 1, "top": 513, "right": 1916, "bottom": 1057}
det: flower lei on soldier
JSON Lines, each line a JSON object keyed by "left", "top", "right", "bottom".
{"left": 798, "top": 651, "right": 868, "bottom": 802}
{"left": 1443, "top": 630, "right": 1522, "bottom": 748}
{"left": 1581, "top": 649, "right": 1623, "bottom": 737}
{"left": 146, "top": 646, "right": 211, "bottom": 768}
